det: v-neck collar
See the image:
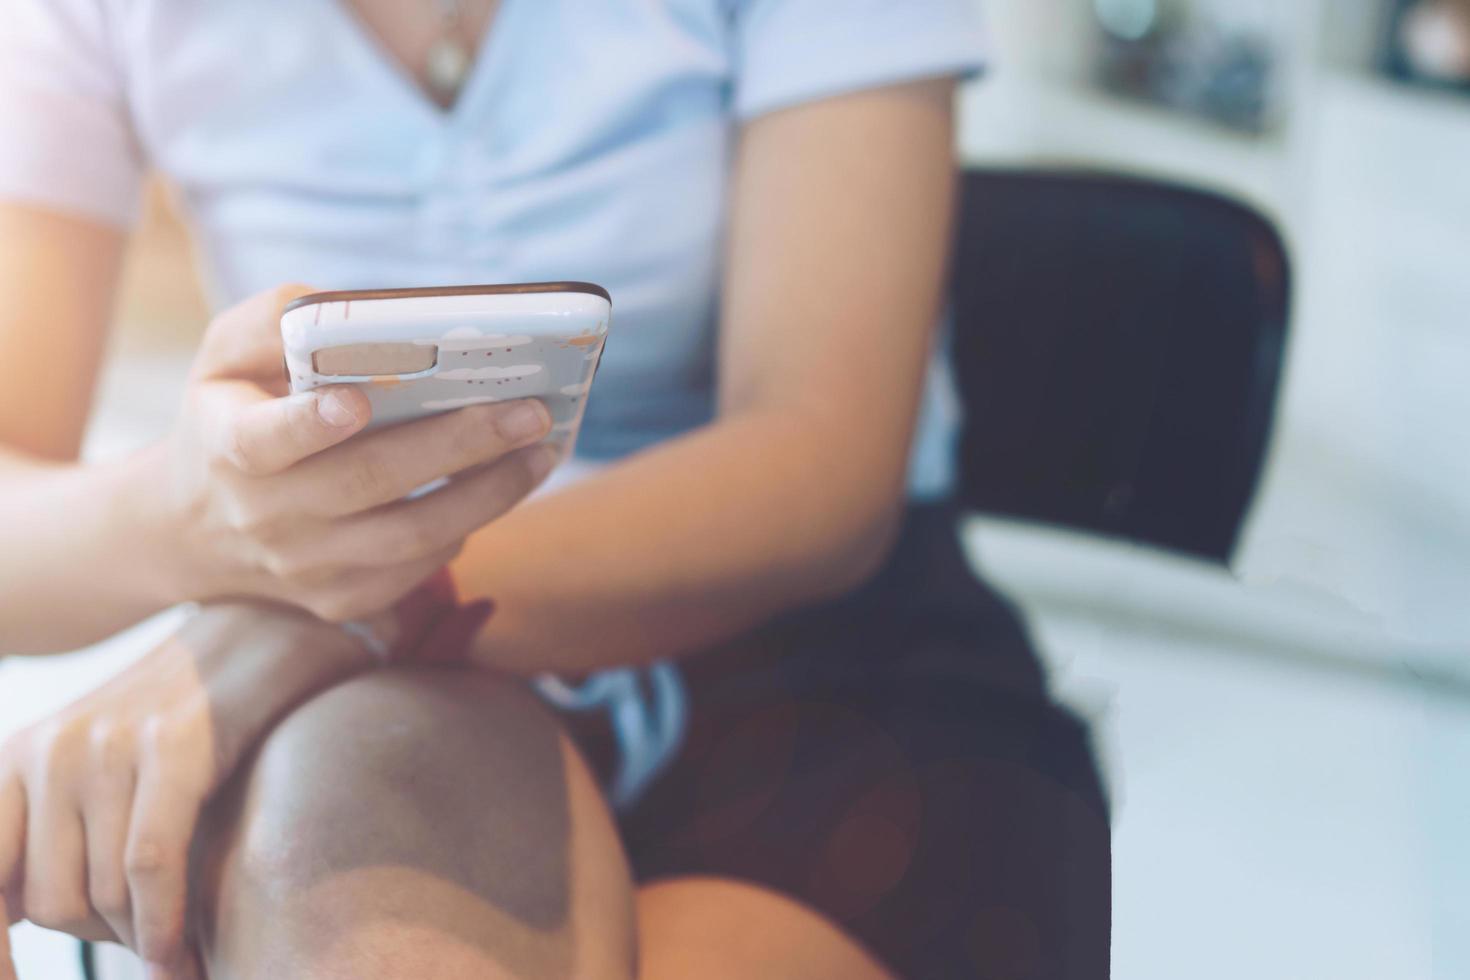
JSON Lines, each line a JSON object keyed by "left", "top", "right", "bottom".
{"left": 323, "top": 0, "right": 510, "bottom": 131}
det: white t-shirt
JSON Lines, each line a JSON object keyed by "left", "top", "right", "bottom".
{"left": 0, "top": 0, "right": 986, "bottom": 494}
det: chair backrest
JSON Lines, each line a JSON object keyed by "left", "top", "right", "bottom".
{"left": 950, "top": 169, "right": 1290, "bottom": 564}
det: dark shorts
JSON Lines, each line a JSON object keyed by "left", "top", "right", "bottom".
{"left": 577, "top": 502, "right": 1112, "bottom": 979}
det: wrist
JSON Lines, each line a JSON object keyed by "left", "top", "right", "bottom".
{"left": 184, "top": 601, "right": 369, "bottom": 673}
{"left": 338, "top": 570, "right": 493, "bottom": 665}
{"left": 178, "top": 602, "right": 374, "bottom": 763}
{"left": 47, "top": 444, "right": 194, "bottom": 613}
{"left": 117, "top": 439, "right": 205, "bottom": 606}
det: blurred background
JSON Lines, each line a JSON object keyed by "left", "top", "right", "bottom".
{"left": 951, "top": 2, "right": 1468, "bottom": 978}
{"left": 7, "top": 0, "right": 1467, "bottom": 977}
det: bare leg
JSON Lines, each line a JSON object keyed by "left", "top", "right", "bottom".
{"left": 194, "top": 668, "right": 636, "bottom": 980}
{"left": 636, "top": 878, "right": 894, "bottom": 980}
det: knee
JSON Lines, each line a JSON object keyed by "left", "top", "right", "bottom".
{"left": 203, "top": 667, "right": 635, "bottom": 979}
{"left": 237, "top": 669, "right": 575, "bottom": 909}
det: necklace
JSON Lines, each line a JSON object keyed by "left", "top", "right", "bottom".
{"left": 425, "top": 0, "right": 472, "bottom": 102}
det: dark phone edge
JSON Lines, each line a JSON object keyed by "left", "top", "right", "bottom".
{"left": 282, "top": 281, "right": 612, "bottom": 315}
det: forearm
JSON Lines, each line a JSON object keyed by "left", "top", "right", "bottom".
{"left": 0, "top": 443, "right": 183, "bottom": 655}
{"left": 455, "top": 407, "right": 905, "bottom": 675}
{"left": 170, "top": 601, "right": 375, "bottom": 764}
{"left": 454, "top": 76, "right": 960, "bottom": 675}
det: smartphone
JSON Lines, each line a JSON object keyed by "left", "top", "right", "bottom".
{"left": 280, "top": 282, "right": 610, "bottom": 456}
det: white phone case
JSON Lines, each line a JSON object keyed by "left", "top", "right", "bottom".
{"left": 280, "top": 283, "right": 611, "bottom": 456}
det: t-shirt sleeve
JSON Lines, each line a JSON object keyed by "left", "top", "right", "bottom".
{"left": 0, "top": 0, "right": 144, "bottom": 226}
{"left": 730, "top": 0, "right": 988, "bottom": 120}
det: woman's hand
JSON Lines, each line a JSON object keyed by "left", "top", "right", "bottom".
{"left": 0, "top": 607, "right": 364, "bottom": 977}
{"left": 0, "top": 625, "right": 226, "bottom": 978}
{"left": 0, "top": 590, "right": 489, "bottom": 979}
{"left": 162, "top": 284, "right": 557, "bottom": 622}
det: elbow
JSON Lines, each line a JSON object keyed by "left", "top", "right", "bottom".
{"left": 806, "top": 498, "right": 906, "bottom": 601}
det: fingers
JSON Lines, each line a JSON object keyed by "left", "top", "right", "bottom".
{"left": 83, "top": 749, "right": 138, "bottom": 946}
{"left": 22, "top": 774, "right": 90, "bottom": 934}
{"left": 126, "top": 753, "right": 206, "bottom": 971}
{"left": 0, "top": 771, "right": 22, "bottom": 901}
{"left": 192, "top": 283, "right": 316, "bottom": 384}
{"left": 3, "top": 746, "right": 118, "bottom": 946}
{"left": 282, "top": 399, "right": 552, "bottom": 517}
{"left": 317, "top": 444, "right": 558, "bottom": 569}
{"left": 0, "top": 773, "right": 22, "bottom": 980}
{"left": 208, "top": 384, "right": 371, "bottom": 477}
{"left": 0, "top": 891, "right": 15, "bottom": 980}
{"left": 259, "top": 441, "right": 554, "bottom": 622}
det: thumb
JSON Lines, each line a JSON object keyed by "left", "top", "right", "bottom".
{"left": 192, "top": 283, "right": 318, "bottom": 386}
{"left": 386, "top": 568, "right": 460, "bottom": 657}
{"left": 417, "top": 599, "right": 496, "bottom": 665}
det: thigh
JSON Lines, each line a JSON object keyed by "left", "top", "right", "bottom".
{"left": 194, "top": 667, "right": 637, "bottom": 980}
{"left": 617, "top": 504, "right": 1112, "bottom": 979}
{"left": 636, "top": 877, "right": 892, "bottom": 980}
{"left": 621, "top": 677, "right": 1111, "bottom": 980}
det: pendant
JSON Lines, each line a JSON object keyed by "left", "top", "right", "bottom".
{"left": 426, "top": 36, "right": 471, "bottom": 101}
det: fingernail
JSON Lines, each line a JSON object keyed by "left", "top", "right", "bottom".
{"left": 316, "top": 389, "right": 359, "bottom": 428}
{"left": 496, "top": 401, "right": 549, "bottom": 442}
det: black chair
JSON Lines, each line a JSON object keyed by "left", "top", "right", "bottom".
{"left": 950, "top": 169, "right": 1291, "bottom": 565}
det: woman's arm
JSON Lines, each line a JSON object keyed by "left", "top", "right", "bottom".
{"left": 0, "top": 209, "right": 557, "bottom": 655}
{"left": 0, "top": 204, "right": 180, "bottom": 648}
{"left": 457, "top": 78, "right": 959, "bottom": 673}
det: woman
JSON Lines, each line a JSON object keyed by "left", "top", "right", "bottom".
{"left": 0, "top": 1, "right": 1110, "bottom": 977}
